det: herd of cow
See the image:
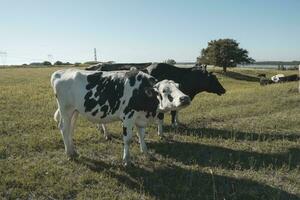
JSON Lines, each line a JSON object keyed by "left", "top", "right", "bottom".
{"left": 50, "top": 62, "right": 226, "bottom": 166}
{"left": 259, "top": 73, "right": 299, "bottom": 86}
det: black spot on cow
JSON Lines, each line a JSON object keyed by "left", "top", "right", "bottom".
{"left": 167, "top": 94, "right": 174, "bottom": 102}
{"left": 85, "top": 72, "right": 103, "bottom": 90}
{"left": 151, "top": 110, "right": 156, "bottom": 118}
{"left": 146, "top": 112, "right": 150, "bottom": 118}
{"left": 157, "top": 113, "right": 164, "bottom": 120}
{"left": 129, "top": 76, "right": 136, "bottom": 86}
{"left": 122, "top": 100, "right": 125, "bottom": 105}
{"left": 84, "top": 91, "right": 97, "bottom": 112}
{"left": 158, "top": 93, "right": 163, "bottom": 101}
{"left": 92, "top": 109, "right": 98, "bottom": 116}
{"left": 100, "top": 105, "right": 109, "bottom": 118}
{"left": 125, "top": 70, "right": 140, "bottom": 87}
{"left": 123, "top": 127, "right": 127, "bottom": 136}
{"left": 84, "top": 72, "right": 125, "bottom": 116}
{"left": 123, "top": 75, "right": 159, "bottom": 119}
{"left": 128, "top": 111, "right": 135, "bottom": 119}
{"left": 137, "top": 74, "right": 142, "bottom": 81}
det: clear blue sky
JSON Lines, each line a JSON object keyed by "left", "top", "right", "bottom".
{"left": 0, "top": 0, "right": 299, "bottom": 64}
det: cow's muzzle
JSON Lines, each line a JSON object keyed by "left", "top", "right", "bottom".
{"left": 179, "top": 96, "right": 191, "bottom": 106}
{"left": 217, "top": 89, "right": 226, "bottom": 96}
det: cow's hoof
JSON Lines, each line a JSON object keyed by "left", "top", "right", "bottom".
{"left": 159, "top": 135, "right": 167, "bottom": 141}
{"left": 105, "top": 135, "right": 112, "bottom": 141}
{"left": 171, "top": 123, "right": 178, "bottom": 128}
{"left": 147, "top": 153, "right": 156, "bottom": 162}
{"left": 67, "top": 151, "right": 79, "bottom": 160}
{"left": 123, "top": 161, "right": 132, "bottom": 167}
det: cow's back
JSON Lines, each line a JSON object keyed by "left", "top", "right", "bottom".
{"left": 147, "top": 63, "right": 191, "bottom": 83}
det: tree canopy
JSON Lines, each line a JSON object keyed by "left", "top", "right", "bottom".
{"left": 164, "top": 59, "right": 176, "bottom": 65}
{"left": 197, "top": 39, "right": 254, "bottom": 72}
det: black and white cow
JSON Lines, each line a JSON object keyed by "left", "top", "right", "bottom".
{"left": 51, "top": 68, "right": 190, "bottom": 166}
{"left": 87, "top": 63, "right": 226, "bottom": 133}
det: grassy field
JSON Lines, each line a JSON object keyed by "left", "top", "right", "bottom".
{"left": 0, "top": 66, "right": 299, "bottom": 200}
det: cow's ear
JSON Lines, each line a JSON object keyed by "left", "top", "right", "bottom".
{"left": 145, "top": 87, "right": 154, "bottom": 97}
{"left": 149, "top": 77, "right": 158, "bottom": 86}
{"left": 154, "top": 82, "right": 160, "bottom": 89}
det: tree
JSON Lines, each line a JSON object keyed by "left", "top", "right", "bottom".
{"left": 197, "top": 39, "right": 254, "bottom": 72}
{"left": 43, "top": 61, "right": 52, "bottom": 66}
{"left": 164, "top": 59, "right": 176, "bottom": 65}
{"left": 54, "top": 61, "right": 63, "bottom": 65}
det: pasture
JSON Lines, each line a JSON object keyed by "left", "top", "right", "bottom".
{"left": 0, "top": 67, "right": 299, "bottom": 199}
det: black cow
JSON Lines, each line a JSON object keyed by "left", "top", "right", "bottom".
{"left": 86, "top": 63, "right": 226, "bottom": 137}
{"left": 278, "top": 74, "right": 299, "bottom": 82}
{"left": 86, "top": 62, "right": 152, "bottom": 72}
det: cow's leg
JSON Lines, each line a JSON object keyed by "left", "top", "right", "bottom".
{"left": 136, "top": 126, "right": 147, "bottom": 154}
{"left": 97, "top": 123, "right": 111, "bottom": 140}
{"left": 59, "top": 108, "right": 78, "bottom": 158}
{"left": 171, "top": 111, "right": 179, "bottom": 127}
{"left": 157, "top": 113, "right": 165, "bottom": 139}
{"left": 54, "top": 109, "right": 60, "bottom": 124}
{"left": 122, "top": 121, "right": 133, "bottom": 166}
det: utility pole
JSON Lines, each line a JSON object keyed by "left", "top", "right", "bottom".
{"left": 0, "top": 51, "right": 7, "bottom": 65}
{"left": 94, "top": 48, "right": 97, "bottom": 62}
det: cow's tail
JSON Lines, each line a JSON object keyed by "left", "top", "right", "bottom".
{"left": 54, "top": 109, "right": 60, "bottom": 123}
{"left": 51, "top": 70, "right": 64, "bottom": 129}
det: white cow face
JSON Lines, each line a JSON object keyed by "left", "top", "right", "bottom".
{"left": 155, "top": 80, "right": 191, "bottom": 112}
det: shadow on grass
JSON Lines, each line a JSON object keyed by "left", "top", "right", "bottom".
{"left": 76, "top": 155, "right": 299, "bottom": 200}
{"left": 216, "top": 71, "right": 260, "bottom": 82}
{"left": 164, "top": 125, "right": 300, "bottom": 142}
{"left": 148, "top": 141, "right": 300, "bottom": 170}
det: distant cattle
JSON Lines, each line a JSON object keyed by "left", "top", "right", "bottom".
{"left": 259, "top": 77, "right": 274, "bottom": 86}
{"left": 260, "top": 74, "right": 299, "bottom": 86}
{"left": 257, "top": 73, "right": 266, "bottom": 78}
{"left": 278, "top": 74, "right": 299, "bottom": 82}
{"left": 271, "top": 74, "right": 285, "bottom": 83}
{"left": 51, "top": 68, "right": 190, "bottom": 166}
{"left": 86, "top": 63, "right": 226, "bottom": 137}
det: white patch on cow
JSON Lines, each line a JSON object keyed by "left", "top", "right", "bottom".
{"left": 271, "top": 74, "right": 285, "bottom": 83}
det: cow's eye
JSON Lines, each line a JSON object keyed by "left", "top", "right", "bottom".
{"left": 162, "top": 87, "right": 169, "bottom": 93}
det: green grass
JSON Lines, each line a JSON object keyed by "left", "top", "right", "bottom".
{"left": 0, "top": 67, "right": 299, "bottom": 199}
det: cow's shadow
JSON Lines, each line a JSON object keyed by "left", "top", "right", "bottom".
{"left": 75, "top": 155, "right": 299, "bottom": 200}
{"left": 75, "top": 124, "right": 300, "bottom": 199}
{"left": 164, "top": 125, "right": 300, "bottom": 142}
{"left": 148, "top": 140, "right": 300, "bottom": 170}
{"left": 160, "top": 125, "right": 300, "bottom": 170}
{"left": 215, "top": 71, "right": 260, "bottom": 82}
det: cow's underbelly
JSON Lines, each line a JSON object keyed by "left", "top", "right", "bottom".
{"left": 135, "top": 114, "right": 152, "bottom": 127}
{"left": 80, "top": 110, "right": 120, "bottom": 124}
